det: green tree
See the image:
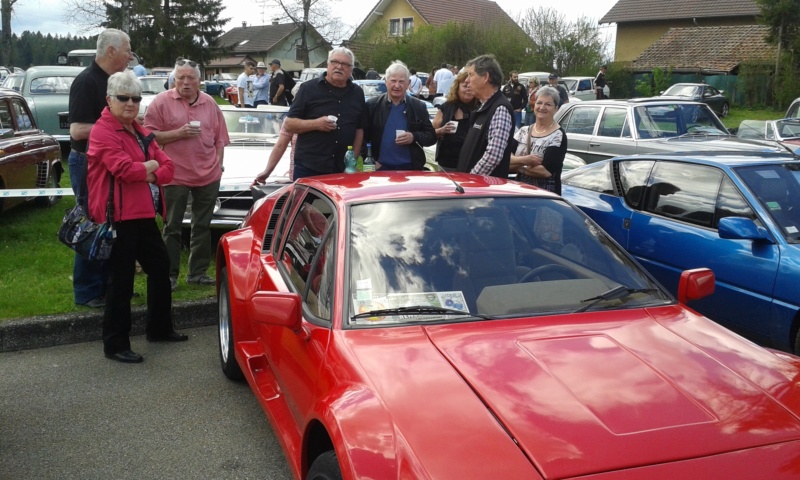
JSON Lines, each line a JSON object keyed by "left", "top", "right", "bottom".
{"left": 355, "top": 21, "right": 532, "bottom": 79}
{"left": 104, "top": 0, "right": 228, "bottom": 67}
{"left": 756, "top": 0, "right": 800, "bottom": 108}
{"left": 517, "top": 7, "right": 610, "bottom": 74}
{"left": 63, "top": 0, "right": 229, "bottom": 68}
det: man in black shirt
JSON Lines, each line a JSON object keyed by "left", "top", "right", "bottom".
{"left": 595, "top": 65, "right": 608, "bottom": 99}
{"left": 284, "top": 47, "right": 367, "bottom": 179}
{"left": 547, "top": 73, "right": 570, "bottom": 108}
{"left": 269, "top": 59, "right": 287, "bottom": 106}
{"left": 67, "top": 28, "right": 133, "bottom": 308}
{"left": 501, "top": 70, "right": 528, "bottom": 128}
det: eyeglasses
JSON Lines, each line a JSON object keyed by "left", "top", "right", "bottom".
{"left": 115, "top": 95, "right": 143, "bottom": 103}
{"left": 329, "top": 59, "right": 353, "bottom": 69}
{"left": 534, "top": 101, "right": 555, "bottom": 108}
{"left": 176, "top": 59, "right": 198, "bottom": 68}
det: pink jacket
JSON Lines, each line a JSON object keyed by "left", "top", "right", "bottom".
{"left": 87, "top": 107, "right": 175, "bottom": 223}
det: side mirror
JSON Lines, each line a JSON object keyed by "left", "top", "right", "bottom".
{"left": 248, "top": 291, "right": 303, "bottom": 332}
{"left": 677, "top": 268, "right": 715, "bottom": 303}
{"left": 56, "top": 53, "right": 68, "bottom": 65}
{"left": 718, "top": 217, "right": 773, "bottom": 243}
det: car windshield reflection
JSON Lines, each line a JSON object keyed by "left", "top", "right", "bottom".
{"left": 348, "top": 197, "right": 670, "bottom": 325}
{"left": 222, "top": 108, "right": 287, "bottom": 139}
{"left": 634, "top": 104, "right": 727, "bottom": 139}
{"left": 735, "top": 164, "right": 800, "bottom": 243}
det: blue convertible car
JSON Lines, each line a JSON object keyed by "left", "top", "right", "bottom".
{"left": 561, "top": 152, "right": 800, "bottom": 353}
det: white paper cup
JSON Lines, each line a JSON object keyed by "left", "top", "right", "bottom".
{"left": 189, "top": 120, "right": 201, "bottom": 128}
{"left": 447, "top": 120, "right": 458, "bottom": 130}
{"left": 396, "top": 129, "right": 405, "bottom": 138}
{"left": 327, "top": 115, "right": 337, "bottom": 124}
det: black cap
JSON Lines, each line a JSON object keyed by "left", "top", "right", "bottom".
{"left": 269, "top": 59, "right": 281, "bottom": 66}
{"left": 548, "top": 73, "right": 558, "bottom": 79}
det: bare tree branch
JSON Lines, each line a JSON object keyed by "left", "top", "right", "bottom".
{"left": 63, "top": 0, "right": 108, "bottom": 34}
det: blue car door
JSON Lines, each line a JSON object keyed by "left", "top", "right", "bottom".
{"left": 625, "top": 161, "right": 779, "bottom": 339}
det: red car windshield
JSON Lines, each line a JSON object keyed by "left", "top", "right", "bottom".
{"left": 348, "top": 197, "right": 669, "bottom": 325}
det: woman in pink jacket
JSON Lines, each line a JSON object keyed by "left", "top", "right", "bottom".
{"left": 87, "top": 71, "right": 187, "bottom": 364}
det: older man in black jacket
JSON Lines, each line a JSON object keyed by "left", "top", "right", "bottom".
{"left": 364, "top": 60, "right": 436, "bottom": 170}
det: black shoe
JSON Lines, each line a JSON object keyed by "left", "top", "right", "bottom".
{"left": 105, "top": 350, "right": 143, "bottom": 363}
{"left": 146, "top": 331, "right": 189, "bottom": 342}
{"left": 81, "top": 296, "right": 105, "bottom": 308}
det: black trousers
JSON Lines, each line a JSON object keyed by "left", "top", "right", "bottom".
{"left": 103, "top": 218, "right": 174, "bottom": 354}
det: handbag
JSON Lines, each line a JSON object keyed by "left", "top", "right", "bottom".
{"left": 58, "top": 174, "right": 116, "bottom": 262}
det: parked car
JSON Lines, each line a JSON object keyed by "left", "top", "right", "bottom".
{"left": 224, "top": 84, "right": 238, "bottom": 105}
{"left": 11, "top": 65, "right": 84, "bottom": 148}
{"left": 660, "top": 83, "right": 730, "bottom": 117}
{"left": 137, "top": 75, "right": 168, "bottom": 121}
{"left": 291, "top": 67, "right": 327, "bottom": 97}
{"left": 186, "top": 105, "right": 291, "bottom": 229}
{"left": 1, "top": 72, "right": 24, "bottom": 92}
{"left": 217, "top": 171, "right": 800, "bottom": 479}
{"left": 554, "top": 98, "right": 783, "bottom": 164}
{"left": 562, "top": 152, "right": 800, "bottom": 353}
{"left": 517, "top": 71, "right": 551, "bottom": 87}
{"left": 353, "top": 79, "right": 387, "bottom": 100}
{"left": 559, "top": 76, "right": 609, "bottom": 101}
{"left": 0, "top": 89, "right": 62, "bottom": 213}
{"left": 786, "top": 97, "right": 800, "bottom": 118}
{"left": 736, "top": 118, "right": 800, "bottom": 150}
{"left": 202, "top": 73, "right": 237, "bottom": 98}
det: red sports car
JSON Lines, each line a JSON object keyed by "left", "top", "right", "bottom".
{"left": 216, "top": 172, "right": 800, "bottom": 479}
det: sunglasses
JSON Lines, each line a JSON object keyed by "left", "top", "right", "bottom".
{"left": 115, "top": 95, "right": 143, "bottom": 103}
{"left": 176, "top": 59, "right": 198, "bottom": 68}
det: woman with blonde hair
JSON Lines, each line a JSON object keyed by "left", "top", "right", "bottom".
{"left": 523, "top": 77, "right": 540, "bottom": 125}
{"left": 431, "top": 71, "right": 479, "bottom": 171}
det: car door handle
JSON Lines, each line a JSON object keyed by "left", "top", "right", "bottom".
{"left": 623, "top": 218, "right": 631, "bottom": 229}
{"left": 589, "top": 142, "right": 601, "bottom": 147}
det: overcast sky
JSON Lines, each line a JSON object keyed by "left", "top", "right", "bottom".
{"left": 10, "top": 0, "right": 617, "bottom": 42}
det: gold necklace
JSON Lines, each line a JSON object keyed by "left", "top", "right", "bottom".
{"left": 533, "top": 121, "right": 553, "bottom": 135}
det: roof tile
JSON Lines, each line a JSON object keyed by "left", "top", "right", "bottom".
{"left": 631, "top": 25, "right": 777, "bottom": 73}
{"left": 601, "top": 0, "right": 760, "bottom": 24}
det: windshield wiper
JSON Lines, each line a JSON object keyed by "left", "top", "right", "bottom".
{"left": 574, "top": 286, "right": 659, "bottom": 313}
{"left": 351, "top": 305, "right": 492, "bottom": 321}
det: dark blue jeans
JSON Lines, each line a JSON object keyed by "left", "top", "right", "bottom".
{"left": 68, "top": 150, "right": 107, "bottom": 304}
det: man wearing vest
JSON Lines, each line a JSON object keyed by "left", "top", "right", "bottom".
{"left": 457, "top": 54, "right": 515, "bottom": 178}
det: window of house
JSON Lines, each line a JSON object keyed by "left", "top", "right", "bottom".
{"left": 402, "top": 18, "right": 414, "bottom": 34}
{"left": 389, "top": 19, "right": 400, "bottom": 36}
{"left": 389, "top": 17, "right": 414, "bottom": 36}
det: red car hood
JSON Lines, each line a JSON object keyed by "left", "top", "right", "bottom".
{"left": 345, "top": 305, "right": 800, "bottom": 478}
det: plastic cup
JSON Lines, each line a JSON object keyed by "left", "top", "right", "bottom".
{"left": 327, "top": 115, "right": 337, "bottom": 125}
{"left": 396, "top": 129, "right": 405, "bottom": 138}
{"left": 189, "top": 120, "right": 201, "bottom": 128}
{"left": 446, "top": 120, "right": 458, "bottom": 131}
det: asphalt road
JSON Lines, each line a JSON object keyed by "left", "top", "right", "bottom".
{"left": 0, "top": 325, "right": 293, "bottom": 480}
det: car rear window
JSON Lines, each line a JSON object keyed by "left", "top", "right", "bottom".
{"left": 29, "top": 76, "right": 75, "bottom": 94}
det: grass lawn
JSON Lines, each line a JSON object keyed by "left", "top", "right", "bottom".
{"left": 0, "top": 166, "right": 217, "bottom": 322}
{"left": 721, "top": 106, "right": 785, "bottom": 130}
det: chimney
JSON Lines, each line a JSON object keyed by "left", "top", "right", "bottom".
{"left": 242, "top": 21, "right": 247, "bottom": 28}
{"left": 272, "top": 18, "right": 280, "bottom": 26}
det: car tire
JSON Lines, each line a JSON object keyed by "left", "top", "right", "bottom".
{"left": 219, "top": 87, "right": 226, "bottom": 99}
{"left": 218, "top": 266, "right": 244, "bottom": 381}
{"left": 35, "top": 165, "right": 61, "bottom": 207}
{"left": 307, "top": 451, "right": 342, "bottom": 480}
{"left": 720, "top": 103, "right": 729, "bottom": 117}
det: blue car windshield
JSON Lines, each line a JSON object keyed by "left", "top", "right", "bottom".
{"left": 736, "top": 164, "right": 800, "bottom": 243}
{"left": 347, "top": 197, "right": 670, "bottom": 326}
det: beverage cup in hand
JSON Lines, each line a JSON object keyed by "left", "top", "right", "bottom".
{"left": 189, "top": 120, "right": 201, "bottom": 129}
{"left": 446, "top": 120, "right": 458, "bottom": 133}
{"left": 396, "top": 129, "right": 405, "bottom": 139}
{"left": 327, "top": 115, "right": 338, "bottom": 125}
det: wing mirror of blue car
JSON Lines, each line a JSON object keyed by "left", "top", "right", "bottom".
{"left": 717, "top": 216, "right": 774, "bottom": 244}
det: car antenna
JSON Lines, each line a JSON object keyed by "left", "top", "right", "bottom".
{"left": 437, "top": 166, "right": 465, "bottom": 194}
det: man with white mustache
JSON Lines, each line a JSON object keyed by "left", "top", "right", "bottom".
{"left": 284, "top": 47, "right": 367, "bottom": 179}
